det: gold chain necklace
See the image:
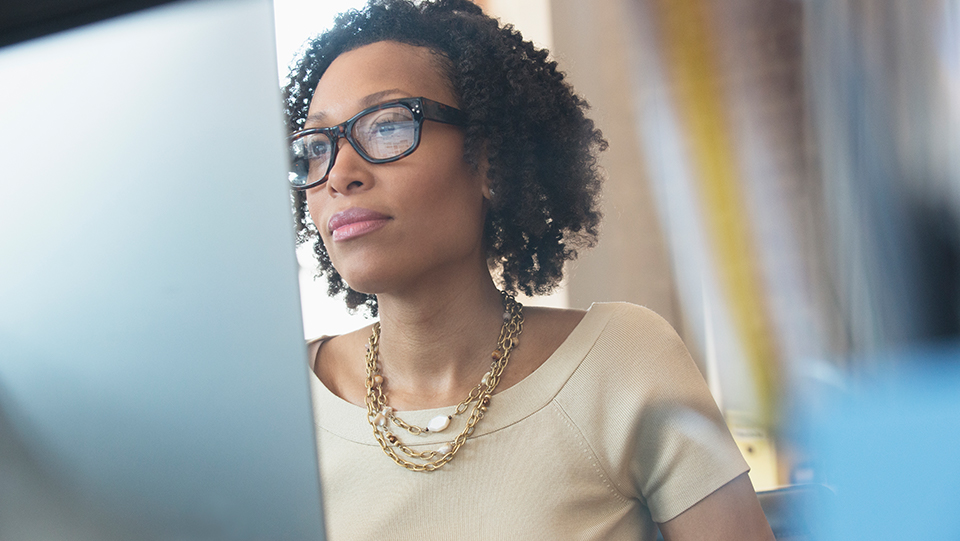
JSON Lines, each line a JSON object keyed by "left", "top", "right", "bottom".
{"left": 364, "top": 293, "right": 524, "bottom": 472}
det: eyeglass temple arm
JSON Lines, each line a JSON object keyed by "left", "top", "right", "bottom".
{"left": 421, "top": 98, "right": 467, "bottom": 126}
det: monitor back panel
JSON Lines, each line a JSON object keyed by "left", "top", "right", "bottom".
{"left": 0, "top": 0, "right": 325, "bottom": 538}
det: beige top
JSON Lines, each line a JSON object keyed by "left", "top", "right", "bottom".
{"left": 309, "top": 302, "right": 748, "bottom": 540}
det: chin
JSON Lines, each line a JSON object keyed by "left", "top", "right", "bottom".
{"left": 335, "top": 269, "right": 390, "bottom": 297}
{"left": 328, "top": 251, "right": 391, "bottom": 292}
{"left": 341, "top": 281, "right": 379, "bottom": 296}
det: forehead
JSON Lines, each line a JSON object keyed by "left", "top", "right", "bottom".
{"left": 308, "top": 41, "right": 456, "bottom": 124}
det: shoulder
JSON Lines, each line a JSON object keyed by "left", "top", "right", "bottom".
{"left": 307, "top": 324, "right": 375, "bottom": 406}
{"left": 557, "top": 302, "right": 697, "bottom": 393}
{"left": 521, "top": 305, "right": 586, "bottom": 342}
{"left": 577, "top": 302, "right": 689, "bottom": 365}
{"left": 307, "top": 325, "right": 373, "bottom": 366}
{"left": 555, "top": 301, "right": 720, "bottom": 450}
{"left": 556, "top": 303, "right": 748, "bottom": 521}
{"left": 497, "top": 306, "right": 585, "bottom": 390}
{"left": 591, "top": 301, "right": 679, "bottom": 337}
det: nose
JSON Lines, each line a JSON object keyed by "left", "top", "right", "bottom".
{"left": 325, "top": 136, "right": 371, "bottom": 195}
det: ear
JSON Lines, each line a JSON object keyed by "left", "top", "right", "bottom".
{"left": 475, "top": 145, "right": 493, "bottom": 200}
{"left": 482, "top": 182, "right": 494, "bottom": 201}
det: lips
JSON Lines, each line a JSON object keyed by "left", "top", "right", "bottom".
{"left": 328, "top": 207, "right": 391, "bottom": 242}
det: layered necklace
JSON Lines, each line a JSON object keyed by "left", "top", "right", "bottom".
{"left": 364, "top": 293, "right": 524, "bottom": 472}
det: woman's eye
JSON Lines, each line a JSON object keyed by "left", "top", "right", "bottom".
{"left": 362, "top": 109, "right": 414, "bottom": 133}
{"left": 354, "top": 107, "right": 417, "bottom": 158}
{"left": 371, "top": 114, "right": 409, "bottom": 130}
{"left": 373, "top": 124, "right": 407, "bottom": 141}
{"left": 307, "top": 140, "right": 331, "bottom": 159}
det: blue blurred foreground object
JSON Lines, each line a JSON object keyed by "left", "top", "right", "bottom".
{"left": 803, "top": 345, "right": 960, "bottom": 541}
{"left": 0, "top": 0, "right": 326, "bottom": 539}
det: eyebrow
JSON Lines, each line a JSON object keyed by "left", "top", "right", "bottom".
{"left": 304, "top": 88, "right": 412, "bottom": 127}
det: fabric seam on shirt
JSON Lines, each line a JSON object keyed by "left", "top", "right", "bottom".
{"left": 309, "top": 305, "right": 616, "bottom": 444}
{"left": 455, "top": 307, "right": 614, "bottom": 440}
{"left": 315, "top": 422, "right": 379, "bottom": 446}
{"left": 552, "top": 400, "right": 633, "bottom": 504}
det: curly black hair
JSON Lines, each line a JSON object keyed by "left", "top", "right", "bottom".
{"left": 283, "top": 0, "right": 606, "bottom": 316}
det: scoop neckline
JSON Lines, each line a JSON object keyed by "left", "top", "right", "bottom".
{"left": 308, "top": 302, "right": 621, "bottom": 445}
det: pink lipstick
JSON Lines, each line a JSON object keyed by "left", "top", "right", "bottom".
{"left": 328, "top": 207, "right": 390, "bottom": 242}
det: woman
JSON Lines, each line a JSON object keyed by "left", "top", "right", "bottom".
{"left": 283, "top": 1, "right": 774, "bottom": 539}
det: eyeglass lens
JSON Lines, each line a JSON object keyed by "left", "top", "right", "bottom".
{"left": 288, "top": 104, "right": 419, "bottom": 188}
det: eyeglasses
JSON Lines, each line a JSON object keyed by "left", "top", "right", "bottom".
{"left": 288, "top": 97, "right": 467, "bottom": 190}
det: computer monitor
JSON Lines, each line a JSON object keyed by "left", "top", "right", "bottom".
{"left": 0, "top": 0, "right": 326, "bottom": 538}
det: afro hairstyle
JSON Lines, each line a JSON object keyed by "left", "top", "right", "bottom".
{"left": 282, "top": 0, "right": 607, "bottom": 316}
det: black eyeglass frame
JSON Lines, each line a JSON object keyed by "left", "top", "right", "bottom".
{"left": 288, "top": 96, "right": 467, "bottom": 190}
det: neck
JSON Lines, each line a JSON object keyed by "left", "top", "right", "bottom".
{"left": 372, "top": 272, "right": 507, "bottom": 410}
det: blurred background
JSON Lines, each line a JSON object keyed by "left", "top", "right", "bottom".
{"left": 277, "top": 0, "right": 960, "bottom": 537}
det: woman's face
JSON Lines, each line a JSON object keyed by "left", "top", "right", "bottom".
{"left": 304, "top": 41, "right": 488, "bottom": 296}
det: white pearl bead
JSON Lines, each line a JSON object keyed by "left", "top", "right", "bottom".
{"left": 437, "top": 443, "right": 453, "bottom": 456}
{"left": 427, "top": 415, "right": 451, "bottom": 432}
{"left": 374, "top": 413, "right": 387, "bottom": 427}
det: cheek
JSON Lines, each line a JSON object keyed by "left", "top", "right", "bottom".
{"left": 421, "top": 178, "right": 487, "bottom": 245}
{"left": 304, "top": 191, "right": 327, "bottom": 237}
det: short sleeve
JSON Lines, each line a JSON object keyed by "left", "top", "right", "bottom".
{"left": 622, "top": 307, "right": 748, "bottom": 522}
{"left": 556, "top": 303, "right": 749, "bottom": 523}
